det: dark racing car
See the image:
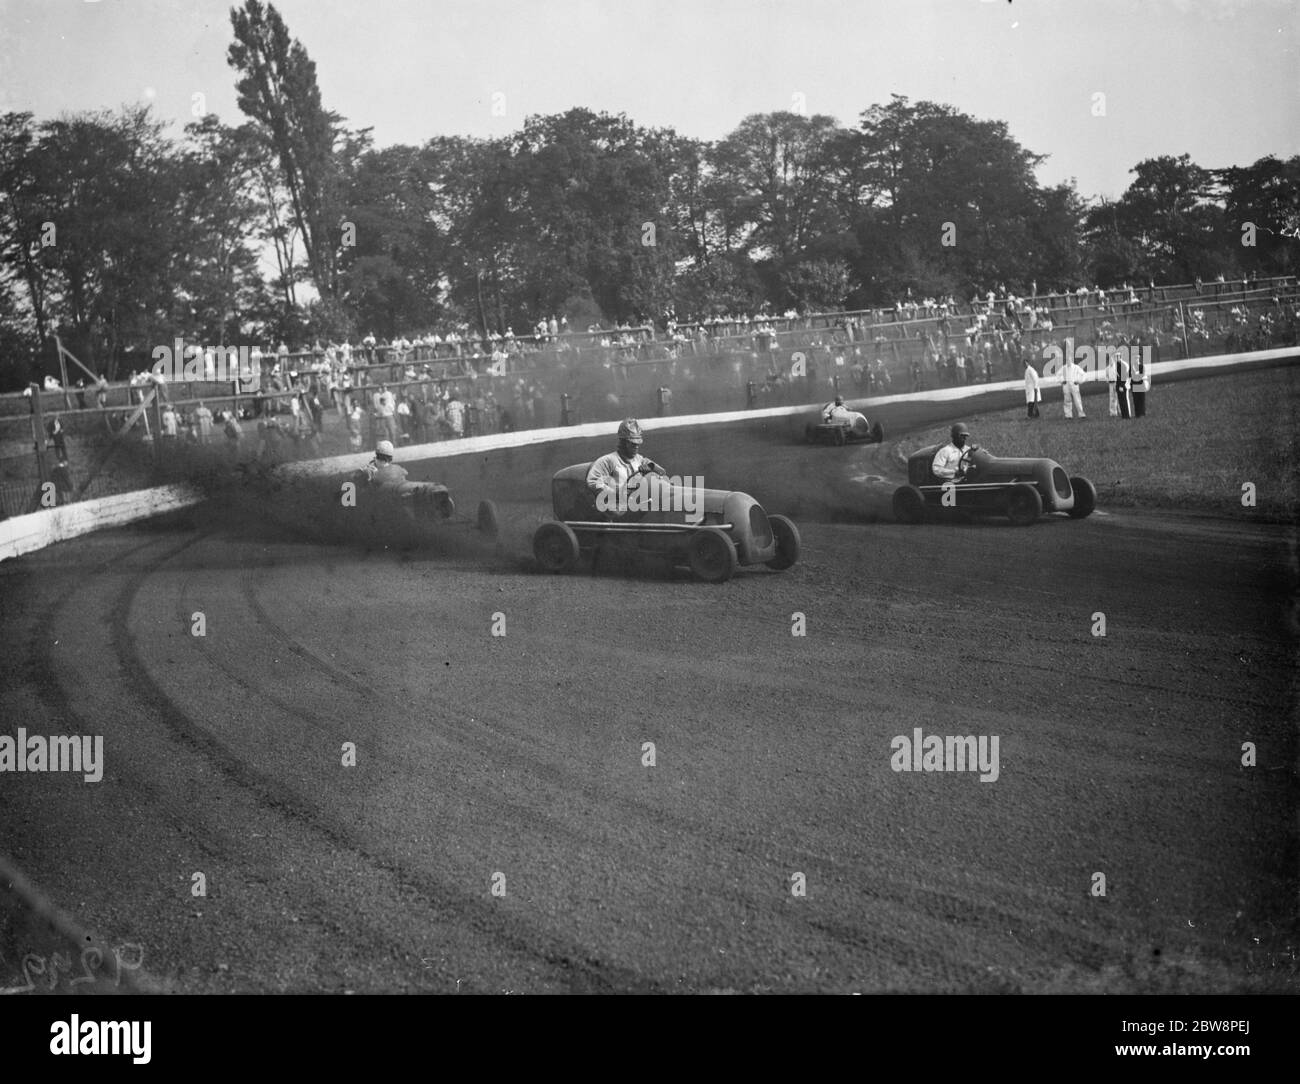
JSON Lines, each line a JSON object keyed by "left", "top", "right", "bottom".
{"left": 531, "top": 463, "right": 800, "bottom": 582}
{"left": 892, "top": 444, "right": 1096, "bottom": 526}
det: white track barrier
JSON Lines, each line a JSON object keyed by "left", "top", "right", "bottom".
{"left": 3, "top": 346, "right": 1295, "bottom": 560}
{"left": 0, "top": 482, "right": 200, "bottom": 563}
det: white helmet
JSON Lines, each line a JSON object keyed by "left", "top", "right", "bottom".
{"left": 375, "top": 439, "right": 395, "bottom": 460}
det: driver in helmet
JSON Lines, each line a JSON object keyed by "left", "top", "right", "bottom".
{"left": 932, "top": 422, "right": 977, "bottom": 482}
{"left": 586, "top": 418, "right": 667, "bottom": 501}
{"left": 823, "top": 393, "right": 852, "bottom": 424}
{"left": 363, "top": 439, "right": 408, "bottom": 487}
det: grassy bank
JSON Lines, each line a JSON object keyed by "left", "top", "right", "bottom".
{"left": 900, "top": 364, "right": 1299, "bottom": 520}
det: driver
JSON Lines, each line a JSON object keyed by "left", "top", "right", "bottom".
{"left": 587, "top": 418, "right": 666, "bottom": 501}
{"left": 823, "top": 394, "right": 852, "bottom": 424}
{"left": 362, "top": 439, "right": 408, "bottom": 487}
{"left": 932, "top": 422, "right": 976, "bottom": 482}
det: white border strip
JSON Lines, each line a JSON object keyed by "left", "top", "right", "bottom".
{"left": 0, "top": 483, "right": 201, "bottom": 562}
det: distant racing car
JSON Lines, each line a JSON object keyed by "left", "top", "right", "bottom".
{"left": 806, "top": 401, "right": 884, "bottom": 446}
{"left": 345, "top": 469, "right": 499, "bottom": 537}
{"left": 532, "top": 463, "right": 800, "bottom": 582}
{"left": 892, "top": 444, "right": 1096, "bottom": 526}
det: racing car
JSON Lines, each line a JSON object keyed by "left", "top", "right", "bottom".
{"left": 892, "top": 444, "right": 1096, "bottom": 526}
{"left": 343, "top": 468, "right": 499, "bottom": 538}
{"left": 531, "top": 463, "right": 800, "bottom": 583}
{"left": 806, "top": 400, "right": 884, "bottom": 446}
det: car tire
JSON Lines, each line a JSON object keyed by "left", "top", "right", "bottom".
{"left": 893, "top": 485, "right": 925, "bottom": 524}
{"left": 533, "top": 521, "right": 580, "bottom": 573}
{"left": 687, "top": 527, "right": 738, "bottom": 583}
{"left": 832, "top": 426, "right": 846, "bottom": 447}
{"left": 870, "top": 421, "right": 884, "bottom": 444}
{"left": 1067, "top": 476, "right": 1097, "bottom": 518}
{"left": 477, "top": 499, "right": 500, "bottom": 537}
{"left": 765, "top": 514, "right": 801, "bottom": 570}
{"left": 1006, "top": 483, "right": 1043, "bottom": 526}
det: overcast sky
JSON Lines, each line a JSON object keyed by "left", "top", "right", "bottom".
{"left": 1, "top": 0, "right": 1296, "bottom": 200}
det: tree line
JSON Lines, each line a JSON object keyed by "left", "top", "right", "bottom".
{"left": 1, "top": 0, "right": 1296, "bottom": 386}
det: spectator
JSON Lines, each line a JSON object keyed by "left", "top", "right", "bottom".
{"left": 51, "top": 457, "right": 74, "bottom": 505}
{"left": 445, "top": 389, "right": 465, "bottom": 438}
{"left": 220, "top": 410, "right": 242, "bottom": 455}
{"left": 346, "top": 401, "right": 364, "bottom": 450}
{"left": 161, "top": 403, "right": 179, "bottom": 442}
{"left": 374, "top": 385, "right": 398, "bottom": 443}
{"left": 656, "top": 384, "right": 673, "bottom": 416}
{"left": 195, "top": 401, "right": 214, "bottom": 444}
{"left": 46, "top": 417, "right": 69, "bottom": 460}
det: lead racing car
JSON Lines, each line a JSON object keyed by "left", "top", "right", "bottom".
{"left": 532, "top": 463, "right": 800, "bottom": 582}
{"left": 892, "top": 443, "right": 1096, "bottom": 526}
{"left": 806, "top": 396, "right": 884, "bottom": 446}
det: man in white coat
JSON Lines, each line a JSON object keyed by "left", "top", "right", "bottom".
{"left": 1023, "top": 357, "right": 1041, "bottom": 418}
{"left": 1061, "top": 355, "right": 1087, "bottom": 419}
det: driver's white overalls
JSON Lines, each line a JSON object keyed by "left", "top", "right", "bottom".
{"left": 823, "top": 403, "right": 853, "bottom": 424}
{"left": 931, "top": 442, "right": 968, "bottom": 482}
{"left": 587, "top": 452, "right": 665, "bottom": 518}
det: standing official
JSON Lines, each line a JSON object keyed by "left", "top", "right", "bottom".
{"left": 1130, "top": 345, "right": 1150, "bottom": 417}
{"left": 1023, "top": 357, "right": 1041, "bottom": 418}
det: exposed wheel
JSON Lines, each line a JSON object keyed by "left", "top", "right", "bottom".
{"left": 687, "top": 527, "right": 737, "bottom": 583}
{"left": 533, "top": 521, "right": 580, "bottom": 573}
{"left": 477, "top": 499, "right": 500, "bottom": 537}
{"left": 765, "top": 514, "right": 800, "bottom": 571}
{"left": 1006, "top": 483, "right": 1043, "bottom": 526}
{"left": 893, "top": 485, "right": 925, "bottom": 524}
{"left": 870, "top": 421, "right": 884, "bottom": 444}
{"left": 1067, "top": 476, "right": 1096, "bottom": 518}
{"left": 832, "top": 426, "right": 846, "bottom": 447}
{"left": 437, "top": 492, "right": 455, "bottom": 519}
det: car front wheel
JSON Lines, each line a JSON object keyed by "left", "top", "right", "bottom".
{"left": 533, "top": 521, "right": 580, "bottom": 573}
{"left": 1006, "top": 483, "right": 1043, "bottom": 526}
{"left": 765, "top": 514, "right": 801, "bottom": 570}
{"left": 1067, "top": 476, "right": 1097, "bottom": 518}
{"left": 687, "top": 527, "right": 738, "bottom": 583}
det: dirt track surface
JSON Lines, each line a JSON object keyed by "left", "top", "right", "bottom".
{"left": 0, "top": 428, "right": 1296, "bottom": 994}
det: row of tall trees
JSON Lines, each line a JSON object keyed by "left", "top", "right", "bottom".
{"left": 1, "top": 0, "right": 1296, "bottom": 386}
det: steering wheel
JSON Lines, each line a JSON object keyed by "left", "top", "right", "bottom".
{"left": 958, "top": 445, "right": 979, "bottom": 478}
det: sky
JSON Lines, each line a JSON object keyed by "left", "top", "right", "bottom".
{"left": 1, "top": 0, "right": 1297, "bottom": 201}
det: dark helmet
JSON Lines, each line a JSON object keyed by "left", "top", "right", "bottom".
{"left": 834, "top": 394, "right": 844, "bottom": 406}
{"left": 950, "top": 422, "right": 970, "bottom": 443}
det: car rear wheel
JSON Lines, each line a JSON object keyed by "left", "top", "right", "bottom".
{"left": 687, "top": 527, "right": 738, "bottom": 583}
{"left": 477, "top": 499, "right": 500, "bottom": 537}
{"left": 1006, "top": 483, "right": 1043, "bottom": 526}
{"left": 893, "top": 485, "right": 925, "bottom": 524}
{"left": 870, "top": 421, "right": 884, "bottom": 444}
{"left": 765, "top": 514, "right": 801, "bottom": 570}
{"left": 533, "top": 521, "right": 580, "bottom": 573}
{"left": 1067, "top": 476, "right": 1097, "bottom": 518}
{"left": 832, "top": 426, "right": 846, "bottom": 446}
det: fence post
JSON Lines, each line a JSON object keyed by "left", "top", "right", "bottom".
{"left": 28, "top": 383, "right": 49, "bottom": 494}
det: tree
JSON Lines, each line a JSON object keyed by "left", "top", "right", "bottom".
{"left": 228, "top": 0, "right": 346, "bottom": 300}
